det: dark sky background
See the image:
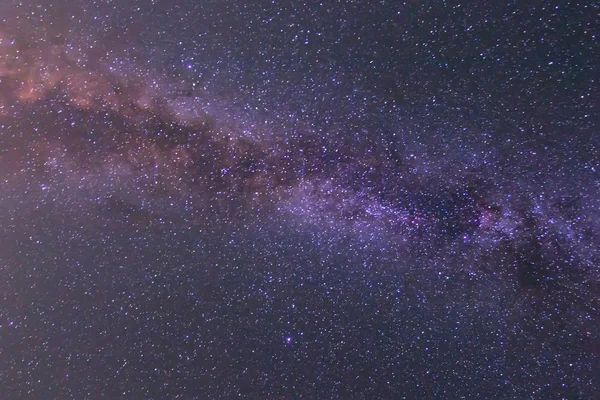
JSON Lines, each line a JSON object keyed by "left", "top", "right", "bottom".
{"left": 0, "top": 1, "right": 598, "bottom": 399}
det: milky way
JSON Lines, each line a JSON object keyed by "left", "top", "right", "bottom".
{"left": 0, "top": 1, "right": 598, "bottom": 399}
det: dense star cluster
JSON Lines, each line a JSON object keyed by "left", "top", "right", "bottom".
{"left": 0, "top": 1, "right": 598, "bottom": 399}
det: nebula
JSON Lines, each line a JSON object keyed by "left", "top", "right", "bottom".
{"left": 2, "top": 23, "right": 596, "bottom": 297}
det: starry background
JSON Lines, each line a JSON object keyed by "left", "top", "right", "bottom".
{"left": 0, "top": 0, "right": 598, "bottom": 399}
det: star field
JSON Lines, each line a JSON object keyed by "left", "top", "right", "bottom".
{"left": 0, "top": 1, "right": 598, "bottom": 399}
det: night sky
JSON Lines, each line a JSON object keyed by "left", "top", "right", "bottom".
{"left": 0, "top": 1, "right": 598, "bottom": 399}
